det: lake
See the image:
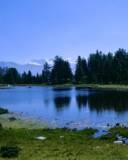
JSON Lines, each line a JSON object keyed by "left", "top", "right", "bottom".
{"left": 1, "top": 86, "right": 128, "bottom": 129}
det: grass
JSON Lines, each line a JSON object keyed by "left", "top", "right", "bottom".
{"left": 92, "top": 84, "right": 128, "bottom": 91}
{"left": 0, "top": 113, "right": 48, "bottom": 129}
{"left": 0, "top": 110, "right": 127, "bottom": 159}
{"left": 0, "top": 126, "right": 128, "bottom": 160}
{"left": 109, "top": 126, "right": 128, "bottom": 138}
{"left": 1, "top": 86, "right": 128, "bottom": 159}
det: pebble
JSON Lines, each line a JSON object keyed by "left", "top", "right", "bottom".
{"left": 36, "top": 136, "right": 46, "bottom": 140}
{"left": 113, "top": 140, "right": 123, "bottom": 144}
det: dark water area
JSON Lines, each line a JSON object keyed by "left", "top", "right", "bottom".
{"left": 0, "top": 86, "right": 128, "bottom": 129}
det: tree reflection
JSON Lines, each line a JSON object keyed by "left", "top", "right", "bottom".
{"left": 76, "top": 95, "right": 87, "bottom": 109}
{"left": 54, "top": 90, "right": 128, "bottom": 114}
{"left": 54, "top": 96, "right": 71, "bottom": 111}
{"left": 88, "top": 91, "right": 128, "bottom": 113}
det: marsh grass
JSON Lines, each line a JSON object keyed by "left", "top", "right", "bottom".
{"left": 0, "top": 127, "right": 128, "bottom": 159}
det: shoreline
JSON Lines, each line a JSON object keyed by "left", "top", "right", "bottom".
{"left": 0, "top": 123, "right": 128, "bottom": 159}
{"left": 0, "top": 110, "right": 126, "bottom": 131}
{"left": 1, "top": 111, "right": 128, "bottom": 159}
{"left": 1, "top": 84, "right": 128, "bottom": 91}
{"left": 0, "top": 112, "right": 48, "bottom": 129}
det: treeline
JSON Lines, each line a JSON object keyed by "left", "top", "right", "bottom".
{"left": 1, "top": 48, "right": 128, "bottom": 84}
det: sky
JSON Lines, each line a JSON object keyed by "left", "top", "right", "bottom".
{"left": 0, "top": 0, "right": 128, "bottom": 63}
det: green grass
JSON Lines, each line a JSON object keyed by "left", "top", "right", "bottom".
{"left": 0, "top": 113, "right": 48, "bottom": 129}
{"left": 0, "top": 127, "right": 128, "bottom": 160}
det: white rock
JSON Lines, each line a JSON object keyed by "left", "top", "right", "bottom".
{"left": 36, "top": 136, "right": 46, "bottom": 140}
{"left": 113, "top": 140, "right": 123, "bottom": 144}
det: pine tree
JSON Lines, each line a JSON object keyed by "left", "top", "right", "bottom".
{"left": 75, "top": 56, "right": 88, "bottom": 83}
{"left": 51, "top": 56, "right": 73, "bottom": 84}
{"left": 42, "top": 62, "right": 51, "bottom": 84}
{"left": 4, "top": 68, "right": 20, "bottom": 84}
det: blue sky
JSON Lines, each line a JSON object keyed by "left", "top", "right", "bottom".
{"left": 0, "top": 0, "right": 128, "bottom": 63}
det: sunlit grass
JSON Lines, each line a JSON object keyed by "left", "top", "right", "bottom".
{"left": 0, "top": 127, "right": 128, "bottom": 159}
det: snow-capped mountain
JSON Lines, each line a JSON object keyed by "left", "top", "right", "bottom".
{"left": 0, "top": 61, "right": 44, "bottom": 75}
{"left": 0, "top": 59, "right": 76, "bottom": 75}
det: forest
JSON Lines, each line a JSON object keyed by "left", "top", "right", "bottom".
{"left": 0, "top": 48, "right": 128, "bottom": 85}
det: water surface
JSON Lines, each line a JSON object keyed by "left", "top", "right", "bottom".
{"left": 0, "top": 86, "right": 128, "bottom": 129}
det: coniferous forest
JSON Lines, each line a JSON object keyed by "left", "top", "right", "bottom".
{"left": 1, "top": 48, "right": 128, "bottom": 85}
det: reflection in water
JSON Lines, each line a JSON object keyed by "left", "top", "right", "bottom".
{"left": 76, "top": 95, "right": 87, "bottom": 109}
{"left": 53, "top": 90, "right": 128, "bottom": 114}
{"left": 54, "top": 96, "right": 71, "bottom": 111}
{"left": 53, "top": 87, "right": 72, "bottom": 91}
{"left": 88, "top": 91, "right": 128, "bottom": 113}
{"left": 1, "top": 86, "right": 128, "bottom": 129}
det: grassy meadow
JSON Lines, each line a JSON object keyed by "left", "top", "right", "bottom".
{"left": 0, "top": 112, "right": 128, "bottom": 160}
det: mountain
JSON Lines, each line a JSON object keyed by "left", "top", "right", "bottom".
{"left": 0, "top": 61, "right": 44, "bottom": 75}
{"left": 0, "top": 59, "right": 76, "bottom": 75}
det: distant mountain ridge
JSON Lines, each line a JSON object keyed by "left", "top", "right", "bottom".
{"left": 0, "top": 59, "right": 76, "bottom": 75}
{"left": 0, "top": 61, "right": 44, "bottom": 75}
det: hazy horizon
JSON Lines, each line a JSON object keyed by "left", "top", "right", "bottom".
{"left": 1, "top": 0, "right": 128, "bottom": 63}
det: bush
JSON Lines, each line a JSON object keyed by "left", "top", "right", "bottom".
{"left": 0, "top": 123, "right": 2, "bottom": 129}
{"left": 0, "top": 108, "right": 9, "bottom": 114}
{"left": 9, "top": 117, "right": 17, "bottom": 121}
{"left": 0, "top": 146, "right": 21, "bottom": 158}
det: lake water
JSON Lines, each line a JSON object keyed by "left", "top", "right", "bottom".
{"left": 1, "top": 86, "right": 128, "bottom": 129}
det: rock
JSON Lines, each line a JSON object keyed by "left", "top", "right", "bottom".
{"left": 9, "top": 117, "right": 17, "bottom": 121}
{"left": 116, "top": 134, "right": 123, "bottom": 141}
{"left": 113, "top": 140, "right": 123, "bottom": 144}
{"left": 60, "top": 136, "right": 64, "bottom": 138}
{"left": 107, "top": 123, "right": 110, "bottom": 127}
{"left": 36, "top": 136, "right": 46, "bottom": 140}
{"left": 124, "top": 139, "right": 128, "bottom": 144}
{"left": 115, "top": 123, "right": 120, "bottom": 127}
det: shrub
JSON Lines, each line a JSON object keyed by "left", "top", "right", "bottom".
{"left": 0, "top": 123, "right": 2, "bottom": 129}
{"left": 0, "top": 146, "right": 21, "bottom": 158}
{"left": 0, "top": 108, "right": 9, "bottom": 114}
{"left": 9, "top": 117, "right": 17, "bottom": 121}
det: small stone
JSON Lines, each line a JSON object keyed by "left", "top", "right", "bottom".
{"left": 107, "top": 123, "right": 110, "bottom": 127}
{"left": 36, "top": 136, "right": 46, "bottom": 140}
{"left": 113, "top": 140, "right": 123, "bottom": 144}
{"left": 115, "top": 123, "right": 120, "bottom": 127}
{"left": 124, "top": 139, "right": 128, "bottom": 144}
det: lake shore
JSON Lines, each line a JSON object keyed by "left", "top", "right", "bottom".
{"left": 1, "top": 110, "right": 128, "bottom": 159}
{"left": 0, "top": 112, "right": 48, "bottom": 129}
{"left": 52, "top": 84, "right": 128, "bottom": 91}
{"left": 1, "top": 83, "right": 128, "bottom": 91}
{"left": 0, "top": 123, "right": 128, "bottom": 159}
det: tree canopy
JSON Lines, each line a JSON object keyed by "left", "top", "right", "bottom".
{"left": 1, "top": 49, "right": 128, "bottom": 84}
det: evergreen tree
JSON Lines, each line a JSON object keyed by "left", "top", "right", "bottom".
{"left": 113, "top": 48, "right": 128, "bottom": 83}
{"left": 88, "top": 50, "right": 104, "bottom": 83}
{"left": 21, "top": 71, "right": 33, "bottom": 84}
{"left": 35, "top": 73, "right": 42, "bottom": 84}
{"left": 51, "top": 56, "right": 72, "bottom": 84}
{"left": 4, "top": 68, "right": 20, "bottom": 84}
{"left": 21, "top": 72, "right": 27, "bottom": 84}
{"left": 1, "top": 49, "right": 128, "bottom": 85}
{"left": 27, "top": 71, "right": 33, "bottom": 84}
{"left": 102, "top": 53, "right": 114, "bottom": 83}
{"left": 75, "top": 56, "right": 88, "bottom": 83}
{"left": 0, "top": 67, "right": 4, "bottom": 83}
{"left": 42, "top": 62, "right": 51, "bottom": 84}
